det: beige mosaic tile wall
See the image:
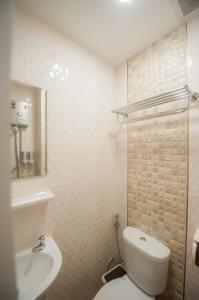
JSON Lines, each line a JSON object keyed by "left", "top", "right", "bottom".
{"left": 185, "top": 15, "right": 199, "bottom": 300}
{"left": 127, "top": 26, "right": 188, "bottom": 300}
{"left": 11, "top": 9, "right": 127, "bottom": 300}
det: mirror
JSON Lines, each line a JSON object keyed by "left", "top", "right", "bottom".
{"left": 10, "top": 81, "right": 47, "bottom": 179}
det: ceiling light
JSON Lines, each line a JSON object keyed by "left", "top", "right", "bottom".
{"left": 119, "top": 0, "right": 132, "bottom": 3}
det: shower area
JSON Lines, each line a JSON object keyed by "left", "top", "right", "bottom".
{"left": 112, "top": 25, "right": 196, "bottom": 300}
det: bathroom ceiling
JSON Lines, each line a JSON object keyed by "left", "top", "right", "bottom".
{"left": 17, "top": 0, "right": 188, "bottom": 65}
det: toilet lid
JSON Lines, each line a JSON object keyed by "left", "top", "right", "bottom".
{"left": 94, "top": 275, "right": 154, "bottom": 300}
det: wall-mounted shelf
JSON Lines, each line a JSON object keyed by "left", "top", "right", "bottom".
{"left": 12, "top": 190, "right": 55, "bottom": 209}
{"left": 112, "top": 85, "right": 199, "bottom": 124}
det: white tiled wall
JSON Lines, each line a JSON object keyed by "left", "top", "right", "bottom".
{"left": 11, "top": 9, "right": 127, "bottom": 300}
{"left": 185, "top": 15, "right": 199, "bottom": 300}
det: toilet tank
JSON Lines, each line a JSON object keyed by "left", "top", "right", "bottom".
{"left": 123, "top": 227, "right": 170, "bottom": 296}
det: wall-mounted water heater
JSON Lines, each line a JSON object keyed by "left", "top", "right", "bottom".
{"left": 10, "top": 101, "right": 29, "bottom": 127}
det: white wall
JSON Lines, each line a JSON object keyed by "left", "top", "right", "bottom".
{"left": 0, "top": 0, "right": 17, "bottom": 299}
{"left": 115, "top": 63, "right": 127, "bottom": 256}
{"left": 185, "top": 14, "right": 199, "bottom": 300}
{"left": 11, "top": 8, "right": 127, "bottom": 300}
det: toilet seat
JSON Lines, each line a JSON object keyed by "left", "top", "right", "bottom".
{"left": 94, "top": 275, "right": 154, "bottom": 300}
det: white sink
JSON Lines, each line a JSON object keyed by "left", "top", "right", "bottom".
{"left": 15, "top": 236, "right": 62, "bottom": 300}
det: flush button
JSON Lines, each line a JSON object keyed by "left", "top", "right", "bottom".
{"left": 140, "top": 236, "right": 146, "bottom": 242}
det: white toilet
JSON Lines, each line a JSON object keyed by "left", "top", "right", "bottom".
{"left": 94, "top": 227, "right": 171, "bottom": 300}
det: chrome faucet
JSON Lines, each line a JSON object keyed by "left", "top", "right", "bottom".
{"left": 32, "top": 235, "right": 46, "bottom": 253}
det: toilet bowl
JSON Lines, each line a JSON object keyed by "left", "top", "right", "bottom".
{"left": 94, "top": 227, "right": 170, "bottom": 300}
{"left": 94, "top": 274, "right": 154, "bottom": 300}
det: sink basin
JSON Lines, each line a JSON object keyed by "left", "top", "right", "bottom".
{"left": 15, "top": 236, "right": 62, "bottom": 300}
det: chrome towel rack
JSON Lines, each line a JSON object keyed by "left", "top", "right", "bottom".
{"left": 112, "top": 85, "right": 199, "bottom": 124}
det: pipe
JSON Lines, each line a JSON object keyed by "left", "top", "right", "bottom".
{"left": 114, "top": 214, "right": 122, "bottom": 264}
{"left": 106, "top": 214, "right": 123, "bottom": 271}
{"left": 12, "top": 127, "right": 20, "bottom": 178}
